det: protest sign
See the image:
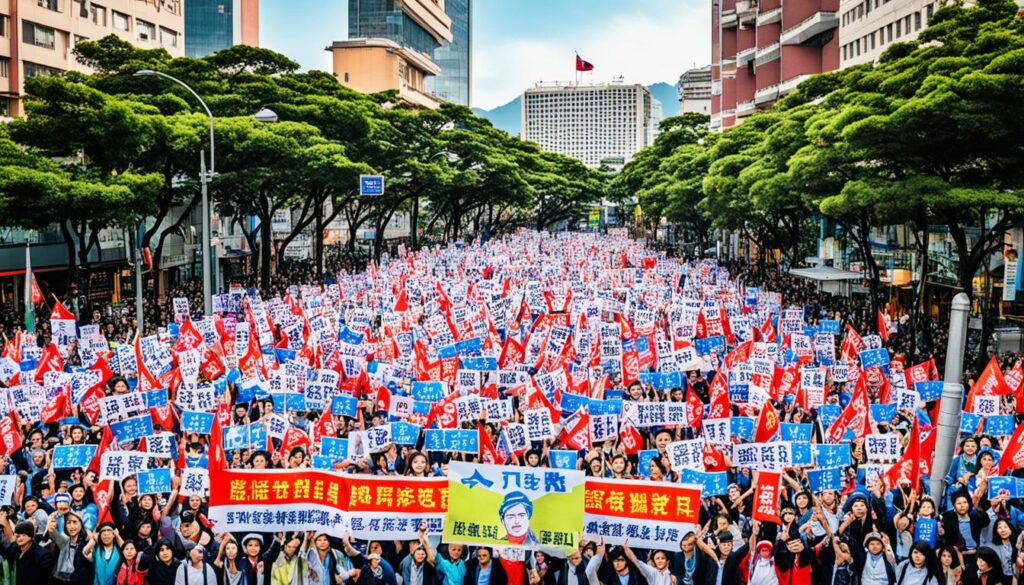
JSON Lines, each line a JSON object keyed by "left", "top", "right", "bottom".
{"left": 583, "top": 478, "right": 700, "bottom": 548}
{"left": 52, "top": 445, "right": 97, "bottom": 469}
{"left": 443, "top": 462, "right": 585, "bottom": 549}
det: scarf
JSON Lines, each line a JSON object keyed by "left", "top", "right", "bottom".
{"left": 94, "top": 546, "right": 120, "bottom": 585}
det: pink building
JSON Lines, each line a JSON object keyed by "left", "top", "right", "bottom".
{"left": 711, "top": 0, "right": 839, "bottom": 130}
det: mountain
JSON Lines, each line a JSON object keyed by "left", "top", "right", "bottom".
{"left": 474, "top": 82, "right": 680, "bottom": 136}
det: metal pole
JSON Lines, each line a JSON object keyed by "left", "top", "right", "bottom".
{"left": 930, "top": 292, "right": 971, "bottom": 500}
{"left": 134, "top": 223, "right": 144, "bottom": 337}
{"left": 201, "top": 151, "right": 212, "bottom": 315}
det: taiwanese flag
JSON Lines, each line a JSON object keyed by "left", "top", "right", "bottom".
{"left": 575, "top": 53, "right": 594, "bottom": 72}
{"left": 877, "top": 309, "right": 889, "bottom": 344}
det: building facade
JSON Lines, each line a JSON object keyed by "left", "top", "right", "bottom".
{"left": 424, "top": 0, "right": 469, "bottom": 106}
{"left": 521, "top": 82, "right": 653, "bottom": 168}
{"left": 711, "top": 0, "right": 840, "bottom": 130}
{"left": 183, "top": 0, "right": 258, "bottom": 58}
{"left": 838, "top": 0, "right": 936, "bottom": 67}
{"left": 1, "top": 0, "right": 185, "bottom": 117}
{"left": 677, "top": 65, "right": 712, "bottom": 115}
{"left": 334, "top": 0, "right": 453, "bottom": 109}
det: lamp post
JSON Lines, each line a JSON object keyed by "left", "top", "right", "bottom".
{"left": 412, "top": 150, "right": 457, "bottom": 250}
{"left": 134, "top": 69, "right": 215, "bottom": 316}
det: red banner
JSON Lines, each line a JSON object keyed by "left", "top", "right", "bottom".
{"left": 753, "top": 471, "right": 782, "bottom": 524}
{"left": 583, "top": 477, "right": 700, "bottom": 548}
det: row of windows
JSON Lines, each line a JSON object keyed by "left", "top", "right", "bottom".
{"left": 841, "top": 6, "right": 930, "bottom": 61}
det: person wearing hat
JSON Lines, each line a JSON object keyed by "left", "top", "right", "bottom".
{"left": 303, "top": 530, "right": 355, "bottom": 585}
{"left": 940, "top": 490, "right": 990, "bottom": 585}
{"left": 84, "top": 523, "right": 121, "bottom": 585}
{"left": 0, "top": 511, "right": 55, "bottom": 585}
{"left": 498, "top": 492, "right": 539, "bottom": 547}
{"left": 240, "top": 531, "right": 282, "bottom": 585}
{"left": 399, "top": 523, "right": 438, "bottom": 585}
{"left": 47, "top": 509, "right": 94, "bottom": 584}
{"left": 462, "top": 546, "right": 508, "bottom": 585}
{"left": 853, "top": 532, "right": 896, "bottom": 585}
{"left": 838, "top": 489, "right": 885, "bottom": 547}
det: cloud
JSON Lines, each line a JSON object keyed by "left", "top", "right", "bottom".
{"left": 472, "top": 1, "right": 711, "bottom": 110}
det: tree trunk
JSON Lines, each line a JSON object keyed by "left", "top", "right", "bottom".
{"left": 259, "top": 208, "right": 273, "bottom": 291}
{"left": 410, "top": 195, "right": 419, "bottom": 251}
{"left": 60, "top": 221, "right": 78, "bottom": 288}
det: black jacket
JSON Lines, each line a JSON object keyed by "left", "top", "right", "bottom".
{"left": 669, "top": 549, "right": 712, "bottom": 585}
{"left": 939, "top": 508, "right": 990, "bottom": 551}
{"left": 463, "top": 558, "right": 509, "bottom": 585}
{"left": 0, "top": 540, "right": 55, "bottom": 585}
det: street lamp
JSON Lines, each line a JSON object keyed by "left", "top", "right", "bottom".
{"left": 254, "top": 107, "right": 279, "bottom": 123}
{"left": 411, "top": 150, "right": 458, "bottom": 250}
{"left": 134, "top": 69, "right": 215, "bottom": 316}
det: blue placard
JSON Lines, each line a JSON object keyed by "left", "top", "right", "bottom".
{"left": 791, "top": 442, "right": 813, "bottom": 466}
{"left": 985, "top": 415, "right": 1015, "bottom": 436}
{"left": 320, "top": 437, "right": 349, "bottom": 461}
{"left": 813, "top": 444, "right": 852, "bottom": 468}
{"left": 638, "top": 449, "right": 659, "bottom": 478}
{"left": 424, "top": 429, "right": 444, "bottom": 451}
{"left": 728, "top": 383, "right": 749, "bottom": 403}
{"left": 312, "top": 455, "right": 338, "bottom": 470}
{"left": 330, "top": 394, "right": 360, "bottom": 418}
{"left": 560, "top": 393, "right": 589, "bottom": 416}
{"left": 271, "top": 392, "right": 307, "bottom": 412}
{"left": 960, "top": 412, "right": 983, "bottom": 434}
{"left": 870, "top": 404, "right": 897, "bottom": 424}
{"left": 730, "top": 417, "right": 755, "bottom": 441}
{"left": 455, "top": 337, "right": 483, "bottom": 356}
{"left": 694, "top": 336, "right": 726, "bottom": 356}
{"left": 110, "top": 415, "right": 154, "bottom": 443}
{"left": 275, "top": 349, "right": 297, "bottom": 364}
{"left": 391, "top": 422, "right": 421, "bottom": 446}
{"left": 443, "top": 429, "right": 478, "bottom": 454}
{"left": 590, "top": 399, "right": 623, "bottom": 416}
{"left": 413, "top": 381, "right": 447, "bottom": 402}
{"left": 339, "top": 326, "right": 365, "bottom": 346}
{"left": 136, "top": 468, "right": 172, "bottom": 495}
{"left": 550, "top": 450, "right": 578, "bottom": 470}
{"left": 915, "top": 381, "right": 943, "bottom": 402}
{"left": 819, "top": 320, "right": 841, "bottom": 335}
{"left": 437, "top": 345, "right": 458, "bottom": 360}
{"left": 780, "top": 423, "right": 813, "bottom": 442}
{"left": 359, "top": 174, "right": 384, "bottom": 196}
{"left": 222, "top": 423, "right": 267, "bottom": 451}
{"left": 51, "top": 445, "right": 97, "bottom": 469}
{"left": 914, "top": 518, "right": 938, "bottom": 547}
{"left": 460, "top": 357, "right": 498, "bottom": 371}
{"left": 817, "top": 404, "right": 842, "bottom": 430}
{"left": 142, "top": 388, "right": 169, "bottom": 409}
{"left": 679, "top": 469, "right": 729, "bottom": 496}
{"left": 181, "top": 411, "right": 215, "bottom": 434}
{"left": 807, "top": 467, "right": 845, "bottom": 493}
{"left": 859, "top": 348, "right": 890, "bottom": 370}
{"left": 988, "top": 476, "right": 1024, "bottom": 499}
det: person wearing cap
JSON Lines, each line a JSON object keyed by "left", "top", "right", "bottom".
{"left": 240, "top": 531, "right": 282, "bottom": 585}
{"left": 498, "top": 492, "right": 539, "bottom": 547}
{"left": 69, "top": 484, "right": 98, "bottom": 533}
{"left": 0, "top": 510, "right": 55, "bottom": 585}
{"left": 853, "top": 532, "right": 896, "bottom": 585}
{"left": 47, "top": 509, "right": 94, "bottom": 584}
{"left": 399, "top": 523, "right": 438, "bottom": 585}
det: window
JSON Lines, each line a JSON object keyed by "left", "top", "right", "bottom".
{"left": 915, "top": 12, "right": 922, "bottom": 30}
{"left": 90, "top": 4, "right": 107, "bottom": 26}
{"left": 23, "top": 61, "right": 62, "bottom": 77}
{"left": 887, "top": 23, "right": 893, "bottom": 41}
{"left": 905, "top": 15, "right": 912, "bottom": 31}
{"left": 865, "top": 0, "right": 871, "bottom": 14}
{"left": 926, "top": 3, "right": 934, "bottom": 19}
{"left": 112, "top": 11, "right": 129, "bottom": 31}
{"left": 74, "top": 34, "right": 88, "bottom": 46}
{"left": 0, "top": 57, "right": 8, "bottom": 78}
{"left": 159, "top": 27, "right": 178, "bottom": 48}
{"left": 870, "top": 32, "right": 876, "bottom": 49}
{"left": 37, "top": 0, "right": 60, "bottom": 12}
{"left": 136, "top": 19, "right": 155, "bottom": 41}
{"left": 0, "top": 14, "right": 8, "bottom": 37}
{"left": 0, "top": 98, "right": 9, "bottom": 117}
{"left": 22, "top": 20, "right": 56, "bottom": 49}
{"left": 896, "top": 19, "right": 901, "bottom": 37}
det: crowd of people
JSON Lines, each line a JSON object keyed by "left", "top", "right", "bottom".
{"left": 0, "top": 230, "right": 1020, "bottom": 585}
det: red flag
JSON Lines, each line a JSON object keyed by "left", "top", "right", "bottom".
{"left": 209, "top": 403, "right": 228, "bottom": 472}
{"left": 88, "top": 426, "right": 115, "bottom": 476}
{"left": 826, "top": 373, "right": 873, "bottom": 442}
{"left": 50, "top": 296, "right": 76, "bottom": 321}
{"left": 29, "top": 273, "right": 43, "bottom": 306}
{"left": 883, "top": 418, "right": 922, "bottom": 489}
{"left": 557, "top": 409, "right": 591, "bottom": 451}
{"left": 40, "top": 387, "right": 70, "bottom": 424}
{"left": 619, "top": 420, "right": 642, "bottom": 455}
{"left": 703, "top": 442, "right": 729, "bottom": 472}
{"left": 312, "top": 407, "right": 337, "bottom": 445}
{"left": 707, "top": 371, "right": 730, "bottom": 419}
{"left": 526, "top": 386, "right": 561, "bottom": 425}
{"left": 754, "top": 401, "right": 780, "bottom": 443}
{"left": 393, "top": 287, "right": 409, "bottom": 312}
{"left": 999, "top": 421, "right": 1024, "bottom": 475}
{"left": 79, "top": 385, "right": 104, "bottom": 425}
{"left": 479, "top": 422, "right": 506, "bottom": 465}
{"left": 919, "top": 429, "right": 937, "bottom": 477}
{"left": 93, "top": 478, "right": 114, "bottom": 526}
{"left": 34, "top": 343, "right": 64, "bottom": 384}
{"left": 685, "top": 389, "right": 705, "bottom": 433}
{"left": 753, "top": 471, "right": 782, "bottom": 524}
{"left": 877, "top": 310, "right": 889, "bottom": 344}
{"left": 840, "top": 324, "right": 864, "bottom": 361}
{"left": 966, "top": 355, "right": 1012, "bottom": 411}
{"left": 135, "top": 336, "right": 160, "bottom": 392}
{"left": 0, "top": 413, "right": 22, "bottom": 457}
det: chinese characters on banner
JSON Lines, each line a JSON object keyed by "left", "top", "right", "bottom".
{"left": 583, "top": 478, "right": 700, "bottom": 548}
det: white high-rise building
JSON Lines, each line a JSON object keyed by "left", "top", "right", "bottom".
{"left": 677, "top": 66, "right": 712, "bottom": 116}
{"left": 521, "top": 81, "right": 653, "bottom": 168}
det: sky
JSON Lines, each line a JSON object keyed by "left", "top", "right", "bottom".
{"left": 261, "top": 0, "right": 711, "bottom": 111}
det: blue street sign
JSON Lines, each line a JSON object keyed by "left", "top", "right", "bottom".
{"left": 359, "top": 175, "right": 384, "bottom": 196}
